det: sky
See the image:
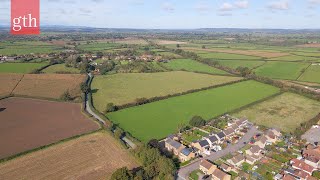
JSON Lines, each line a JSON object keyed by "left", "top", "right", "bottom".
{"left": 0, "top": 0, "right": 320, "bottom": 29}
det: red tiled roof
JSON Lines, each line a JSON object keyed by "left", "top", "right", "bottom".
{"left": 291, "top": 159, "right": 315, "bottom": 174}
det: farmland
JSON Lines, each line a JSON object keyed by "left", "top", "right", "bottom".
{"left": 77, "top": 42, "right": 119, "bottom": 52}
{"left": 298, "top": 65, "right": 320, "bottom": 83}
{"left": 198, "top": 52, "right": 261, "bottom": 60}
{"left": 161, "top": 59, "right": 229, "bottom": 74}
{"left": 0, "top": 41, "right": 63, "bottom": 55}
{"left": 12, "top": 74, "right": 85, "bottom": 100}
{"left": 107, "top": 80, "right": 280, "bottom": 142}
{"left": 0, "top": 132, "right": 138, "bottom": 180}
{"left": 0, "top": 97, "right": 99, "bottom": 159}
{"left": 0, "top": 74, "right": 23, "bottom": 97}
{"left": 0, "top": 63, "right": 48, "bottom": 74}
{"left": 234, "top": 93, "right": 320, "bottom": 133}
{"left": 254, "top": 61, "right": 310, "bottom": 80}
{"left": 42, "top": 64, "right": 81, "bottom": 74}
{"left": 216, "top": 60, "right": 266, "bottom": 69}
{"left": 92, "top": 71, "right": 243, "bottom": 112}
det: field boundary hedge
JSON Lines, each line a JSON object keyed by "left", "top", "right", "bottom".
{"left": 113, "top": 78, "right": 247, "bottom": 111}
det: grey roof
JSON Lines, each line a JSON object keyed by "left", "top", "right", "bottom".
{"left": 199, "top": 139, "right": 209, "bottom": 147}
{"left": 181, "top": 148, "right": 191, "bottom": 156}
{"left": 217, "top": 131, "right": 225, "bottom": 139}
{"left": 166, "top": 138, "right": 182, "bottom": 149}
{"left": 208, "top": 135, "right": 218, "bottom": 143}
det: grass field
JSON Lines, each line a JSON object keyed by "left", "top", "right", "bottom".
{"left": 0, "top": 41, "right": 62, "bottom": 55}
{"left": 0, "top": 74, "right": 23, "bottom": 97}
{"left": 92, "top": 72, "right": 242, "bottom": 112}
{"left": 234, "top": 93, "right": 320, "bottom": 133}
{"left": 298, "top": 65, "right": 320, "bottom": 83}
{"left": 198, "top": 52, "right": 261, "bottom": 60}
{"left": 0, "top": 97, "right": 99, "bottom": 159}
{"left": 254, "top": 61, "right": 310, "bottom": 80}
{"left": 162, "top": 59, "right": 229, "bottom": 74}
{"left": 216, "top": 60, "right": 266, "bottom": 69}
{"left": 77, "top": 42, "right": 119, "bottom": 52}
{"left": 13, "top": 74, "right": 85, "bottom": 100}
{"left": 267, "top": 55, "right": 319, "bottom": 61}
{"left": 42, "top": 64, "right": 80, "bottom": 74}
{"left": 0, "top": 63, "right": 48, "bottom": 74}
{"left": 107, "top": 80, "right": 279, "bottom": 142}
{"left": 0, "top": 132, "right": 138, "bottom": 180}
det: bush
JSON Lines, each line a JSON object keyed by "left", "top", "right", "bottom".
{"left": 111, "top": 167, "right": 132, "bottom": 180}
{"left": 105, "top": 103, "right": 117, "bottom": 113}
{"left": 189, "top": 116, "right": 206, "bottom": 127}
{"left": 60, "top": 90, "right": 72, "bottom": 101}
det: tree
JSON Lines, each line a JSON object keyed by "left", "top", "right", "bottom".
{"left": 105, "top": 103, "right": 117, "bottom": 113}
{"left": 80, "top": 82, "right": 90, "bottom": 93}
{"left": 189, "top": 116, "right": 206, "bottom": 127}
{"left": 60, "top": 90, "right": 72, "bottom": 101}
{"left": 135, "top": 98, "right": 149, "bottom": 105}
{"left": 202, "top": 45, "right": 206, "bottom": 49}
{"left": 176, "top": 44, "right": 180, "bottom": 48}
{"left": 148, "top": 139, "right": 160, "bottom": 149}
{"left": 114, "top": 128, "right": 124, "bottom": 139}
{"left": 111, "top": 167, "right": 132, "bottom": 180}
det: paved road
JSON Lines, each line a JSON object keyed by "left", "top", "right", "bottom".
{"left": 177, "top": 126, "right": 260, "bottom": 180}
{"left": 85, "top": 73, "right": 136, "bottom": 149}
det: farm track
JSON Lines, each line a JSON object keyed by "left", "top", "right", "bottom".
{"left": 9, "top": 74, "right": 24, "bottom": 95}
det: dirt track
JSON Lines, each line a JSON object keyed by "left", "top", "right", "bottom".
{"left": 0, "top": 97, "right": 99, "bottom": 159}
{"left": 0, "top": 132, "right": 138, "bottom": 180}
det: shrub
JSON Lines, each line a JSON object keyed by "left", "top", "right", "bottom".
{"left": 189, "top": 116, "right": 206, "bottom": 127}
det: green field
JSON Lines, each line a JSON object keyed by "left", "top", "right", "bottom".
{"left": 216, "top": 60, "right": 266, "bottom": 69}
{"left": 77, "top": 42, "right": 119, "bottom": 52}
{"left": 197, "top": 52, "right": 262, "bottom": 60}
{"left": 107, "top": 80, "right": 280, "bottom": 142}
{"left": 0, "top": 63, "right": 48, "bottom": 73}
{"left": 0, "top": 41, "right": 62, "bottom": 55}
{"left": 298, "top": 65, "right": 320, "bottom": 83}
{"left": 234, "top": 93, "right": 320, "bottom": 133}
{"left": 42, "top": 64, "right": 81, "bottom": 74}
{"left": 267, "top": 55, "right": 319, "bottom": 61}
{"left": 254, "top": 61, "right": 310, "bottom": 80}
{"left": 92, "top": 71, "right": 242, "bottom": 112}
{"left": 162, "top": 59, "right": 228, "bottom": 74}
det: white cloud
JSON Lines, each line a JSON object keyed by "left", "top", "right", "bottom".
{"left": 308, "top": 0, "right": 320, "bottom": 4}
{"left": 219, "top": 3, "right": 234, "bottom": 11}
{"left": 267, "top": 1, "right": 289, "bottom": 10}
{"left": 219, "top": 1, "right": 249, "bottom": 11}
{"left": 234, "top": 1, "right": 249, "bottom": 9}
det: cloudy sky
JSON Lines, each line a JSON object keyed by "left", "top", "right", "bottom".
{"left": 0, "top": 0, "right": 320, "bottom": 29}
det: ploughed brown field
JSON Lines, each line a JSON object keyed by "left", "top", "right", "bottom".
{"left": 296, "top": 43, "right": 320, "bottom": 48}
{"left": 0, "top": 97, "right": 99, "bottom": 159}
{"left": 0, "top": 132, "right": 138, "bottom": 180}
{"left": 183, "top": 47, "right": 290, "bottom": 58}
{"left": 12, "top": 74, "right": 85, "bottom": 99}
{"left": 0, "top": 74, "right": 23, "bottom": 97}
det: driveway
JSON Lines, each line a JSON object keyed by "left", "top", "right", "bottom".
{"left": 177, "top": 126, "right": 260, "bottom": 180}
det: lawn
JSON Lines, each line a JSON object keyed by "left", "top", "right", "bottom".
{"left": 298, "top": 65, "right": 320, "bottom": 83}
{"left": 216, "top": 60, "right": 266, "bottom": 69}
{"left": 162, "top": 59, "right": 229, "bottom": 75}
{"left": 197, "top": 52, "right": 262, "bottom": 60}
{"left": 107, "top": 80, "right": 279, "bottom": 142}
{"left": 254, "top": 61, "right": 310, "bottom": 80}
{"left": 234, "top": 93, "right": 320, "bottom": 133}
{"left": 42, "top": 64, "right": 81, "bottom": 74}
{"left": 0, "top": 63, "right": 48, "bottom": 73}
{"left": 182, "top": 129, "right": 209, "bottom": 143}
{"left": 92, "top": 71, "right": 242, "bottom": 112}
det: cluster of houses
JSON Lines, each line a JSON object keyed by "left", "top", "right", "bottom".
{"left": 164, "top": 117, "right": 250, "bottom": 162}
{"left": 226, "top": 128, "right": 282, "bottom": 168}
{"left": 0, "top": 56, "right": 18, "bottom": 62}
{"left": 280, "top": 144, "right": 320, "bottom": 180}
{"left": 199, "top": 159, "right": 231, "bottom": 180}
{"left": 113, "top": 54, "right": 169, "bottom": 62}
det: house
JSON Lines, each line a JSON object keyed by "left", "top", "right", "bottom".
{"left": 254, "top": 135, "right": 268, "bottom": 149}
{"left": 282, "top": 173, "right": 297, "bottom": 180}
{"left": 211, "top": 168, "right": 231, "bottom": 180}
{"left": 220, "top": 163, "right": 238, "bottom": 173}
{"left": 216, "top": 131, "right": 226, "bottom": 143}
{"left": 227, "top": 154, "right": 245, "bottom": 167}
{"left": 246, "top": 145, "right": 262, "bottom": 156}
{"left": 245, "top": 154, "right": 261, "bottom": 165}
{"left": 303, "top": 145, "right": 320, "bottom": 169}
{"left": 199, "top": 159, "right": 217, "bottom": 175}
{"left": 192, "top": 139, "right": 211, "bottom": 155}
{"left": 179, "top": 147, "right": 195, "bottom": 162}
{"left": 165, "top": 138, "right": 185, "bottom": 156}
{"left": 265, "top": 129, "right": 281, "bottom": 144}
{"left": 206, "top": 135, "right": 219, "bottom": 147}
{"left": 290, "top": 158, "right": 316, "bottom": 176}
{"left": 224, "top": 128, "right": 235, "bottom": 137}
{"left": 274, "top": 173, "right": 283, "bottom": 180}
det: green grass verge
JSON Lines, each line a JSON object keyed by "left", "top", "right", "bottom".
{"left": 107, "top": 80, "right": 280, "bottom": 142}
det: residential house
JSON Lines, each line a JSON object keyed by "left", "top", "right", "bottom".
{"left": 192, "top": 139, "right": 211, "bottom": 155}
{"left": 303, "top": 145, "right": 320, "bottom": 169}
{"left": 245, "top": 154, "right": 261, "bottom": 165}
{"left": 206, "top": 135, "right": 219, "bottom": 148}
{"left": 282, "top": 174, "right": 297, "bottom": 180}
{"left": 224, "top": 128, "right": 235, "bottom": 138}
{"left": 254, "top": 135, "right": 268, "bottom": 149}
{"left": 179, "top": 147, "right": 195, "bottom": 162}
{"left": 290, "top": 158, "right": 316, "bottom": 176}
{"left": 220, "top": 163, "right": 238, "bottom": 173}
{"left": 216, "top": 131, "right": 226, "bottom": 143}
{"left": 211, "top": 168, "right": 231, "bottom": 180}
{"left": 227, "top": 154, "right": 245, "bottom": 167}
{"left": 246, "top": 145, "right": 262, "bottom": 156}
{"left": 165, "top": 138, "right": 185, "bottom": 156}
{"left": 199, "top": 159, "right": 217, "bottom": 175}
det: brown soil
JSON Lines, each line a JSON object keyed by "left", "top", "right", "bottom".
{"left": 296, "top": 43, "right": 320, "bottom": 48}
{"left": 0, "top": 74, "right": 23, "bottom": 97}
{"left": 0, "top": 97, "right": 99, "bottom": 159}
{"left": 0, "top": 132, "right": 138, "bottom": 180}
